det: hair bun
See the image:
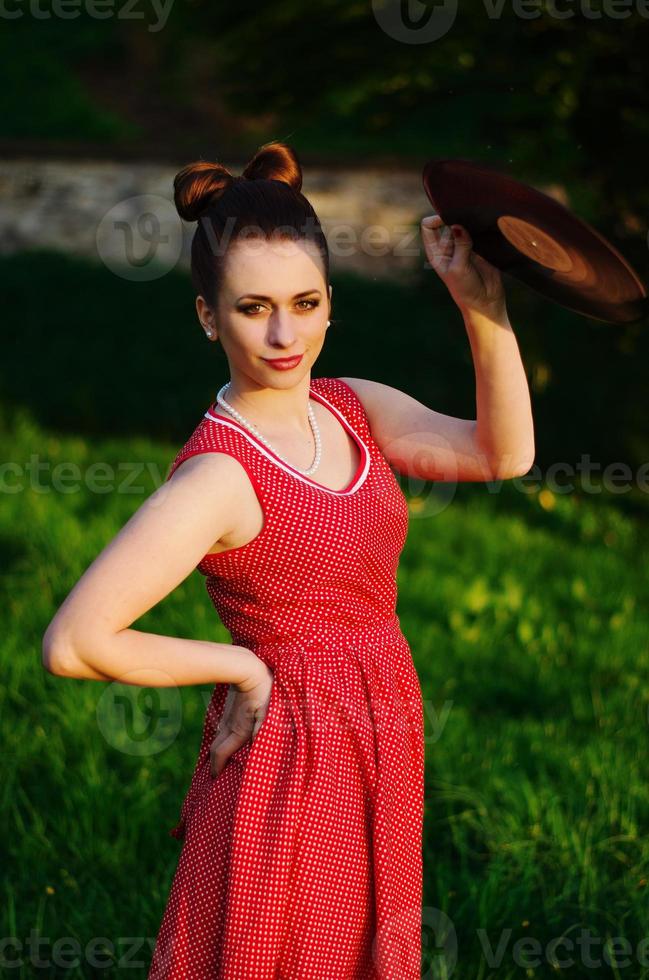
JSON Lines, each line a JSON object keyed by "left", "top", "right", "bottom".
{"left": 173, "top": 142, "right": 303, "bottom": 223}
{"left": 173, "top": 161, "right": 234, "bottom": 222}
{"left": 241, "top": 141, "right": 302, "bottom": 193}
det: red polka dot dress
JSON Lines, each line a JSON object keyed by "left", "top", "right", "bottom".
{"left": 148, "top": 377, "right": 425, "bottom": 979}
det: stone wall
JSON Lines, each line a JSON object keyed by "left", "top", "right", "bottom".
{"left": 0, "top": 158, "right": 431, "bottom": 284}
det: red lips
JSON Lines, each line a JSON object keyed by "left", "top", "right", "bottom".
{"left": 262, "top": 354, "right": 304, "bottom": 368}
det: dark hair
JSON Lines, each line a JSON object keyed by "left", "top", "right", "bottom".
{"left": 173, "top": 141, "right": 330, "bottom": 310}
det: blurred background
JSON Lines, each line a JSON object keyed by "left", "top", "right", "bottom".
{"left": 2, "top": 3, "right": 649, "bottom": 977}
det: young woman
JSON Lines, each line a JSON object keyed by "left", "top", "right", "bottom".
{"left": 42, "top": 141, "right": 534, "bottom": 978}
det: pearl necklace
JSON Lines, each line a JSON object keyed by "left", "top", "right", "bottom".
{"left": 216, "top": 382, "right": 322, "bottom": 476}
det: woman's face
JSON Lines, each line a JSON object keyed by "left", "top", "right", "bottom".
{"left": 197, "top": 235, "right": 332, "bottom": 388}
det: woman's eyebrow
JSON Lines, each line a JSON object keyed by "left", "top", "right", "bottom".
{"left": 235, "top": 289, "right": 322, "bottom": 302}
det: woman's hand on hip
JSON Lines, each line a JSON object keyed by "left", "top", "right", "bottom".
{"left": 209, "top": 657, "right": 274, "bottom": 779}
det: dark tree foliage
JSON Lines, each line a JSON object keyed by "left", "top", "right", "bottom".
{"left": 2, "top": 2, "right": 648, "bottom": 493}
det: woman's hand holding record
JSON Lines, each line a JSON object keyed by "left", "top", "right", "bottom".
{"left": 421, "top": 213, "right": 508, "bottom": 321}
{"left": 422, "top": 158, "right": 648, "bottom": 324}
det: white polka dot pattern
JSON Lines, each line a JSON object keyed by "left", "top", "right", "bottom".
{"left": 148, "top": 378, "right": 425, "bottom": 979}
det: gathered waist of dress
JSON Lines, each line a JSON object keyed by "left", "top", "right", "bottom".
{"left": 232, "top": 615, "right": 408, "bottom": 662}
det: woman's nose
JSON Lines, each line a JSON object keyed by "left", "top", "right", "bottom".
{"left": 267, "top": 315, "right": 297, "bottom": 346}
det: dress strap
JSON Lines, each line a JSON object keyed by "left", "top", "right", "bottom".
{"left": 164, "top": 409, "right": 268, "bottom": 506}
{"left": 310, "top": 376, "right": 374, "bottom": 444}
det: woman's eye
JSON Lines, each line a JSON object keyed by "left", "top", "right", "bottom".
{"left": 239, "top": 300, "right": 319, "bottom": 315}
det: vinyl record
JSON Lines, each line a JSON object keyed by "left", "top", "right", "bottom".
{"left": 422, "top": 158, "right": 648, "bottom": 324}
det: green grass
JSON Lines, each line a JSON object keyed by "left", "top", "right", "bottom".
{"left": 3, "top": 407, "right": 649, "bottom": 978}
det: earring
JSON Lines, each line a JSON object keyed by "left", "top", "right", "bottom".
{"left": 206, "top": 329, "right": 213, "bottom": 338}
{"left": 327, "top": 320, "right": 331, "bottom": 327}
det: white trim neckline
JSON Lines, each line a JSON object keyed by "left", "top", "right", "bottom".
{"left": 202, "top": 385, "right": 370, "bottom": 496}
